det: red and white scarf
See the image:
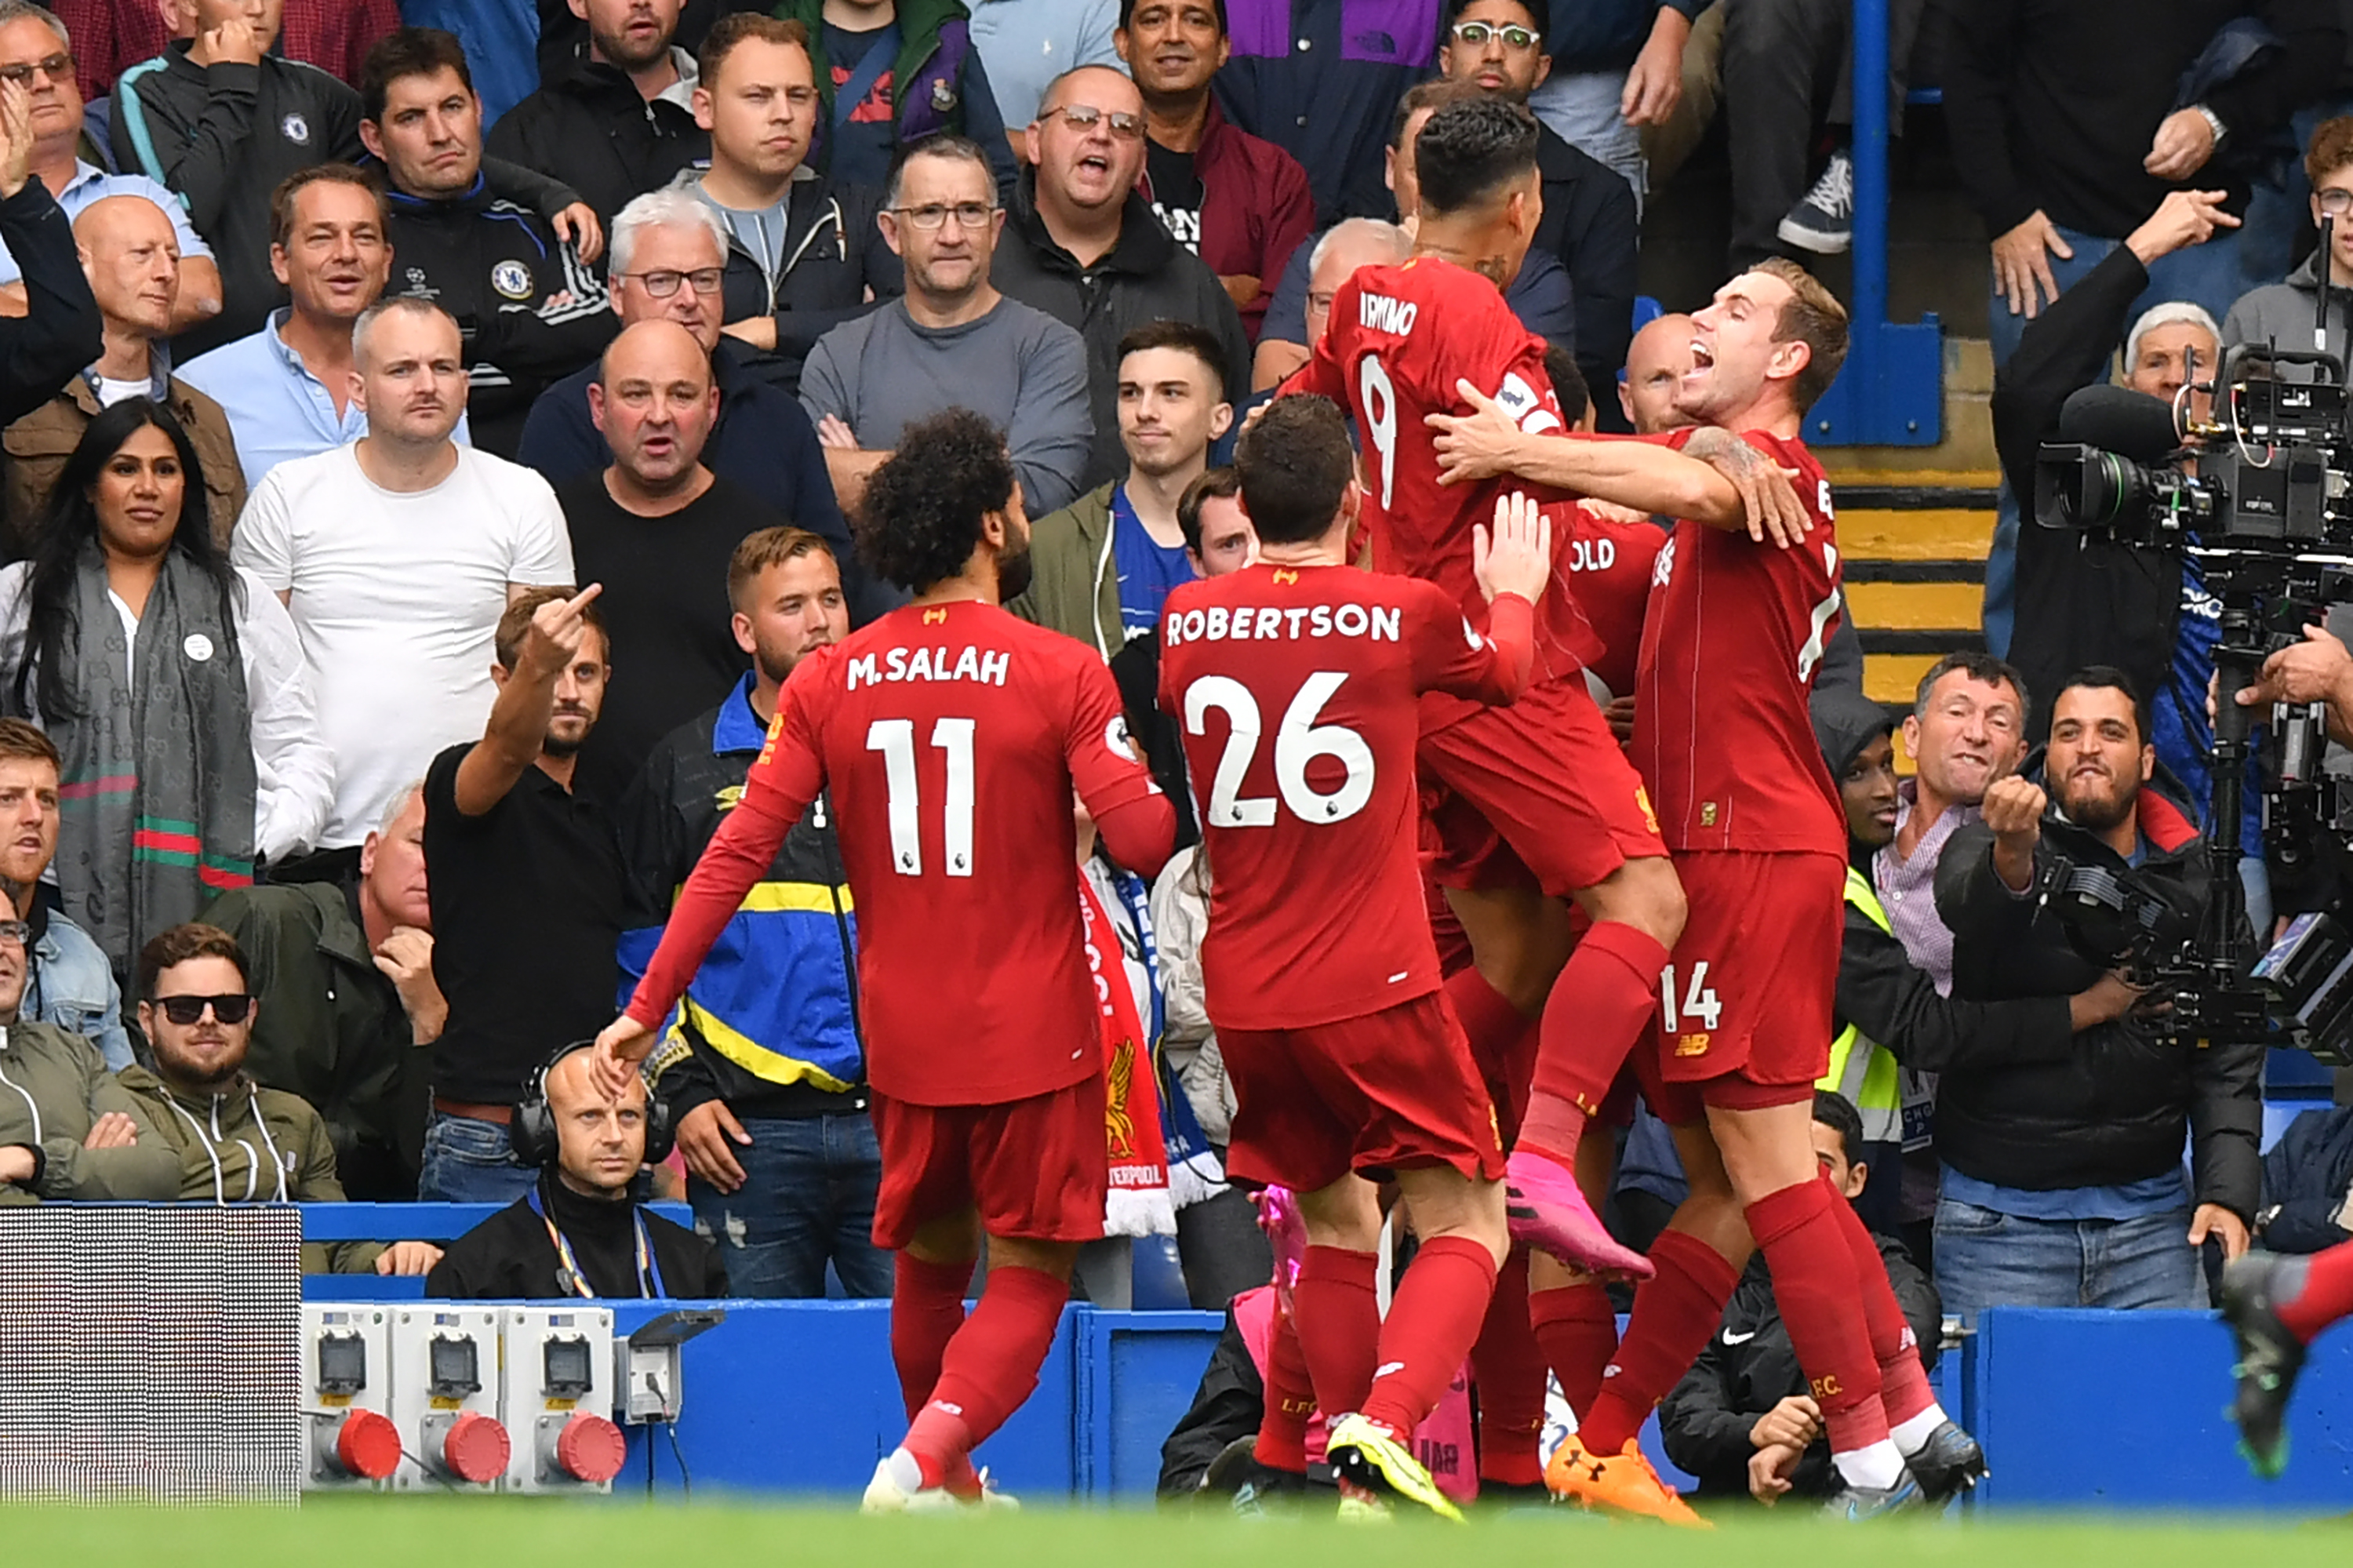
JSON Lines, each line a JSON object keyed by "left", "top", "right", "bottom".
{"left": 1080, "top": 872, "right": 1174, "bottom": 1238}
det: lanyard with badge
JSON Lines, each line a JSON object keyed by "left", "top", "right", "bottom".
{"left": 528, "top": 1187, "right": 667, "bottom": 1300}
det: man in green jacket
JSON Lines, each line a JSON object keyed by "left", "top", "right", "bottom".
{"left": 115, "top": 922, "right": 442, "bottom": 1278}
{"left": 0, "top": 916, "right": 179, "bottom": 1205}
{"left": 1010, "top": 318, "right": 1232, "bottom": 657}
{"left": 202, "top": 785, "right": 444, "bottom": 1200}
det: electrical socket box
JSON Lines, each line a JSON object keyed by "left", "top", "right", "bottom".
{"left": 300, "top": 1305, "right": 398, "bottom": 1490}
{"left": 387, "top": 1307, "right": 510, "bottom": 1490}
{"left": 497, "top": 1307, "right": 624, "bottom": 1493}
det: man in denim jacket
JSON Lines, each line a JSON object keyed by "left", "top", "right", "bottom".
{"left": 0, "top": 719, "right": 133, "bottom": 1069}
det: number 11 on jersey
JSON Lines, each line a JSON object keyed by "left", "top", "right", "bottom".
{"left": 867, "top": 716, "right": 976, "bottom": 876}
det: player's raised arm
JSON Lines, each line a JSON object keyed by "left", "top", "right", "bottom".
{"left": 595, "top": 669, "right": 829, "bottom": 1090}
{"left": 1067, "top": 657, "right": 1176, "bottom": 880}
{"left": 1430, "top": 382, "right": 1813, "bottom": 547}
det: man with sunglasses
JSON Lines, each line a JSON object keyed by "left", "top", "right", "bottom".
{"left": 994, "top": 64, "right": 1249, "bottom": 493}
{"left": 518, "top": 187, "right": 879, "bottom": 622}
{"left": 798, "top": 132, "right": 1093, "bottom": 517}
{"left": 114, "top": 922, "right": 442, "bottom": 1275}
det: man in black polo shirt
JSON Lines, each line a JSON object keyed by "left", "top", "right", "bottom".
{"left": 419, "top": 584, "right": 624, "bottom": 1203}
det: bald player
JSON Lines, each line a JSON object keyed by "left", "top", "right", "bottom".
{"left": 0, "top": 194, "right": 245, "bottom": 546}
{"left": 426, "top": 1042, "right": 727, "bottom": 1298}
{"left": 566, "top": 318, "right": 795, "bottom": 801}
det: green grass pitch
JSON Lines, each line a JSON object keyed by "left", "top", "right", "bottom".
{"left": 5, "top": 1500, "right": 2349, "bottom": 1567}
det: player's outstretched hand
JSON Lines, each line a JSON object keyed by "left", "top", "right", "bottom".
{"left": 1685, "top": 427, "right": 1809, "bottom": 548}
{"left": 1473, "top": 490, "right": 1552, "bottom": 605}
{"left": 1427, "top": 379, "right": 1526, "bottom": 486}
{"left": 591, "top": 1016, "right": 653, "bottom": 1100}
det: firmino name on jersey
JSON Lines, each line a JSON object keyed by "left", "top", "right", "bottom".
{"left": 1163, "top": 602, "right": 1403, "bottom": 646}
{"left": 1359, "top": 293, "right": 1417, "bottom": 334}
{"left": 845, "top": 645, "right": 1012, "bottom": 689}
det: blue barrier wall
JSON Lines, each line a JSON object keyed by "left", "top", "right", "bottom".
{"left": 290, "top": 1206, "right": 2353, "bottom": 1509}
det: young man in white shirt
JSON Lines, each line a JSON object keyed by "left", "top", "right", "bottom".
{"left": 231, "top": 297, "right": 575, "bottom": 881}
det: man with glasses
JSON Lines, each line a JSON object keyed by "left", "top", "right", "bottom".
{"left": 994, "top": 64, "right": 1248, "bottom": 492}
{"left": 1113, "top": 0, "right": 1311, "bottom": 344}
{"left": 799, "top": 132, "right": 1092, "bottom": 516}
{"left": 518, "top": 188, "right": 878, "bottom": 622}
{"left": 0, "top": 3, "right": 218, "bottom": 336}
{"left": 2225, "top": 116, "right": 2353, "bottom": 366}
{"left": 676, "top": 13, "right": 900, "bottom": 396}
{"left": 115, "top": 923, "right": 442, "bottom": 1275}
{"left": 1437, "top": 0, "right": 1636, "bottom": 414}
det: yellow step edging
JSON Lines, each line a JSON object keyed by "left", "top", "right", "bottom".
{"left": 1865, "top": 651, "right": 1942, "bottom": 705}
{"left": 1842, "top": 508, "right": 1995, "bottom": 563}
{"left": 1844, "top": 580, "right": 1984, "bottom": 631}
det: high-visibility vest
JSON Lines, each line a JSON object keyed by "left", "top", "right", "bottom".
{"left": 1821, "top": 865, "right": 1911, "bottom": 1148}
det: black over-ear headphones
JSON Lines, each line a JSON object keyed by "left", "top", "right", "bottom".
{"left": 509, "top": 1039, "right": 675, "bottom": 1168}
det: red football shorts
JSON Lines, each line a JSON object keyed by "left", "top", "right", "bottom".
{"left": 1220, "top": 991, "right": 1507, "bottom": 1194}
{"left": 1630, "top": 849, "right": 1844, "bottom": 1126}
{"left": 869, "top": 1075, "right": 1108, "bottom": 1250}
{"left": 1419, "top": 677, "right": 1667, "bottom": 897}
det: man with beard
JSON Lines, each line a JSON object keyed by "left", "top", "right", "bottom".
{"left": 1932, "top": 667, "right": 2260, "bottom": 1318}
{"left": 488, "top": 0, "right": 709, "bottom": 229}
{"left": 620, "top": 526, "right": 886, "bottom": 1298}
{"left": 116, "top": 922, "right": 442, "bottom": 1275}
{"left": 417, "top": 584, "right": 624, "bottom": 1203}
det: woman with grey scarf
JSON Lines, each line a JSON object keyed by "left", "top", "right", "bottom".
{"left": 0, "top": 401, "right": 332, "bottom": 980}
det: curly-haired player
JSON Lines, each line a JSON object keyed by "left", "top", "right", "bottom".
{"left": 595, "top": 408, "right": 1176, "bottom": 1511}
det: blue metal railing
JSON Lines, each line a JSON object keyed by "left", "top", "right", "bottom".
{"left": 1809, "top": 0, "right": 1944, "bottom": 446}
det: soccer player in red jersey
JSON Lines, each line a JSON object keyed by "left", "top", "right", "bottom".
{"left": 1159, "top": 395, "right": 1551, "bottom": 1516}
{"left": 1277, "top": 95, "right": 1679, "bottom": 1286}
{"left": 1429, "top": 259, "right": 1983, "bottom": 1520}
{"left": 591, "top": 409, "right": 1177, "bottom": 1512}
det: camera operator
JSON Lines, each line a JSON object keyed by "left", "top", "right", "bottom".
{"left": 1994, "top": 189, "right": 2234, "bottom": 756}
{"left": 2231, "top": 621, "right": 2353, "bottom": 746}
{"left": 1932, "top": 668, "right": 2263, "bottom": 1319}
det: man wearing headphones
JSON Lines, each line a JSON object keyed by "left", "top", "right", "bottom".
{"left": 426, "top": 1042, "right": 726, "bottom": 1299}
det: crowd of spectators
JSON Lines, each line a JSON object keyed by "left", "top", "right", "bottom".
{"left": 0, "top": 0, "right": 2344, "bottom": 1337}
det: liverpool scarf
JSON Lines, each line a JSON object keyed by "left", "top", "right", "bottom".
{"left": 1081, "top": 870, "right": 1173, "bottom": 1238}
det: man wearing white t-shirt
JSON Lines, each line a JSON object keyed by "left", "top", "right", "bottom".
{"left": 232, "top": 297, "right": 575, "bottom": 882}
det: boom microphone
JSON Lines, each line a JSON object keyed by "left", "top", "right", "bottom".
{"left": 2057, "top": 384, "right": 2184, "bottom": 465}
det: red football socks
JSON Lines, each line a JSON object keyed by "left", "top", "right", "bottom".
{"left": 1360, "top": 1236, "right": 1500, "bottom": 1438}
{"left": 1523, "top": 921, "right": 1670, "bottom": 1164}
{"left": 1294, "top": 1246, "right": 1382, "bottom": 1420}
{"left": 1254, "top": 1308, "right": 1315, "bottom": 1473}
{"left": 1470, "top": 1249, "right": 1548, "bottom": 1486}
{"left": 890, "top": 1251, "right": 975, "bottom": 1421}
{"left": 1446, "top": 965, "right": 1537, "bottom": 1141}
{"left": 1745, "top": 1178, "right": 1889, "bottom": 1455}
{"left": 1821, "top": 1173, "right": 1938, "bottom": 1429}
{"left": 1529, "top": 1276, "right": 1620, "bottom": 1418}
{"left": 1578, "top": 1228, "right": 1738, "bottom": 1453}
{"left": 900, "top": 1263, "right": 1067, "bottom": 1490}
{"left": 2275, "top": 1236, "right": 2353, "bottom": 1344}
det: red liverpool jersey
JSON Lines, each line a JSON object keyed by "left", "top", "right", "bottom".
{"left": 1556, "top": 505, "right": 1666, "bottom": 698}
{"left": 1158, "top": 564, "right": 1534, "bottom": 1029}
{"left": 1633, "top": 429, "right": 1846, "bottom": 854}
{"left": 625, "top": 600, "right": 1166, "bottom": 1106}
{"left": 1285, "top": 255, "right": 1599, "bottom": 721}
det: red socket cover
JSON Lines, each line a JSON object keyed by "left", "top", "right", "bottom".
{"left": 555, "top": 1412, "right": 627, "bottom": 1483}
{"left": 334, "top": 1409, "right": 400, "bottom": 1479}
{"left": 442, "top": 1410, "right": 511, "bottom": 1484}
